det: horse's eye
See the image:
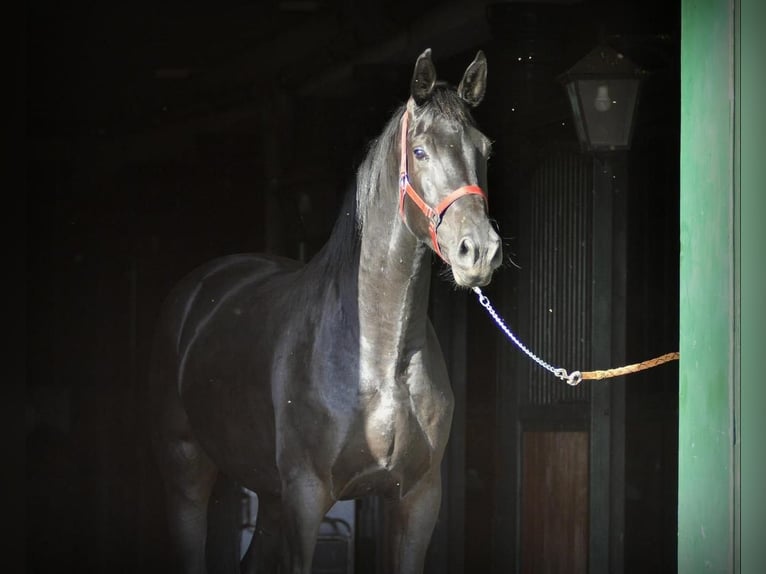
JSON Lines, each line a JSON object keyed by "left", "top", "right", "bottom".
{"left": 413, "top": 147, "right": 428, "bottom": 160}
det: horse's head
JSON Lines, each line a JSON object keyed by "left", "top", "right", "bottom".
{"left": 399, "top": 49, "right": 502, "bottom": 288}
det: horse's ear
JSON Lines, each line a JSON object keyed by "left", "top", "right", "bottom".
{"left": 411, "top": 49, "right": 437, "bottom": 105}
{"left": 457, "top": 50, "right": 488, "bottom": 107}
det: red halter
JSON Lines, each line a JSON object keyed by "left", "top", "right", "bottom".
{"left": 398, "top": 110, "right": 488, "bottom": 261}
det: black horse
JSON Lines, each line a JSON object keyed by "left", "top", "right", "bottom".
{"left": 150, "top": 49, "right": 502, "bottom": 574}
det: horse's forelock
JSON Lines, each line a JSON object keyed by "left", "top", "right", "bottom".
{"left": 414, "top": 84, "right": 475, "bottom": 126}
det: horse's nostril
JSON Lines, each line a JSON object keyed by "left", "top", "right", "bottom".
{"left": 488, "top": 238, "right": 503, "bottom": 268}
{"left": 459, "top": 238, "right": 471, "bottom": 257}
{"left": 491, "top": 247, "right": 502, "bottom": 267}
{"left": 458, "top": 237, "right": 478, "bottom": 264}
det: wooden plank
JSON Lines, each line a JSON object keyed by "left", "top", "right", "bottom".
{"left": 520, "top": 431, "right": 589, "bottom": 574}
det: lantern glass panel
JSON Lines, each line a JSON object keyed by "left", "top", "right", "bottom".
{"left": 574, "top": 78, "right": 640, "bottom": 150}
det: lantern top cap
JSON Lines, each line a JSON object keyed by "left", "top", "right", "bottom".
{"left": 559, "top": 44, "right": 645, "bottom": 82}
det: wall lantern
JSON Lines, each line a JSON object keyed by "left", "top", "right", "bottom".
{"left": 559, "top": 45, "right": 644, "bottom": 152}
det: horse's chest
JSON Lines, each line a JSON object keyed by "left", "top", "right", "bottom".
{"left": 333, "top": 386, "right": 447, "bottom": 498}
{"left": 364, "top": 393, "right": 422, "bottom": 464}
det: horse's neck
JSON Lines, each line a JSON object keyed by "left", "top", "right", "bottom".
{"left": 356, "top": 192, "right": 433, "bottom": 384}
{"left": 311, "top": 117, "right": 434, "bottom": 385}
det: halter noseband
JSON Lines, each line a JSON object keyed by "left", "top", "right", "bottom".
{"left": 398, "top": 110, "right": 488, "bottom": 261}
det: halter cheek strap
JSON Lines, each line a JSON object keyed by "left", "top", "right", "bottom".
{"left": 398, "top": 111, "right": 488, "bottom": 261}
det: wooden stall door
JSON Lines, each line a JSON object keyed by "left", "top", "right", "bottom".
{"left": 520, "top": 431, "right": 589, "bottom": 574}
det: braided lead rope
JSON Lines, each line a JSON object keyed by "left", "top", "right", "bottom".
{"left": 579, "top": 352, "right": 680, "bottom": 380}
{"left": 472, "top": 287, "right": 679, "bottom": 386}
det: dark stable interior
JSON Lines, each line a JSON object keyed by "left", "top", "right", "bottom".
{"left": 26, "top": 1, "right": 679, "bottom": 572}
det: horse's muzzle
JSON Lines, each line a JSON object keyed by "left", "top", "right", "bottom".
{"left": 449, "top": 227, "right": 502, "bottom": 287}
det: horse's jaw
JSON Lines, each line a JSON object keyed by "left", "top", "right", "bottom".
{"left": 450, "top": 267, "right": 495, "bottom": 288}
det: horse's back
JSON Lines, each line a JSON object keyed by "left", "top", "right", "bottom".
{"left": 152, "top": 253, "right": 299, "bottom": 359}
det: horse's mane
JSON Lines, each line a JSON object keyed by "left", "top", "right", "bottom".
{"left": 310, "top": 84, "right": 474, "bottom": 272}
{"left": 354, "top": 103, "right": 405, "bottom": 230}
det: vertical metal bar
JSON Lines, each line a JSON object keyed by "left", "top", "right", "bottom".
{"left": 448, "top": 292, "right": 467, "bottom": 574}
{"left": 589, "top": 157, "right": 613, "bottom": 574}
{"left": 610, "top": 156, "right": 627, "bottom": 574}
{"left": 426, "top": 280, "right": 465, "bottom": 574}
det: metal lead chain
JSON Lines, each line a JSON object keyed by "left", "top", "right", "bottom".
{"left": 472, "top": 287, "right": 583, "bottom": 386}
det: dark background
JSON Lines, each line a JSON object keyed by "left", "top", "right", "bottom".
{"left": 25, "top": 1, "right": 679, "bottom": 572}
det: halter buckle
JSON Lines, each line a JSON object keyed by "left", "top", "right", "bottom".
{"left": 428, "top": 210, "right": 442, "bottom": 229}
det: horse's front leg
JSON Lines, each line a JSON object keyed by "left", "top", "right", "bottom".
{"left": 240, "top": 493, "right": 281, "bottom": 574}
{"left": 383, "top": 468, "right": 443, "bottom": 574}
{"left": 280, "top": 473, "right": 334, "bottom": 574}
{"left": 154, "top": 434, "right": 219, "bottom": 574}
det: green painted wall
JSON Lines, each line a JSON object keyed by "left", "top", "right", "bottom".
{"left": 679, "top": 1, "right": 734, "bottom": 572}
{"left": 680, "top": 0, "right": 766, "bottom": 572}
{"left": 738, "top": 0, "right": 766, "bottom": 571}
